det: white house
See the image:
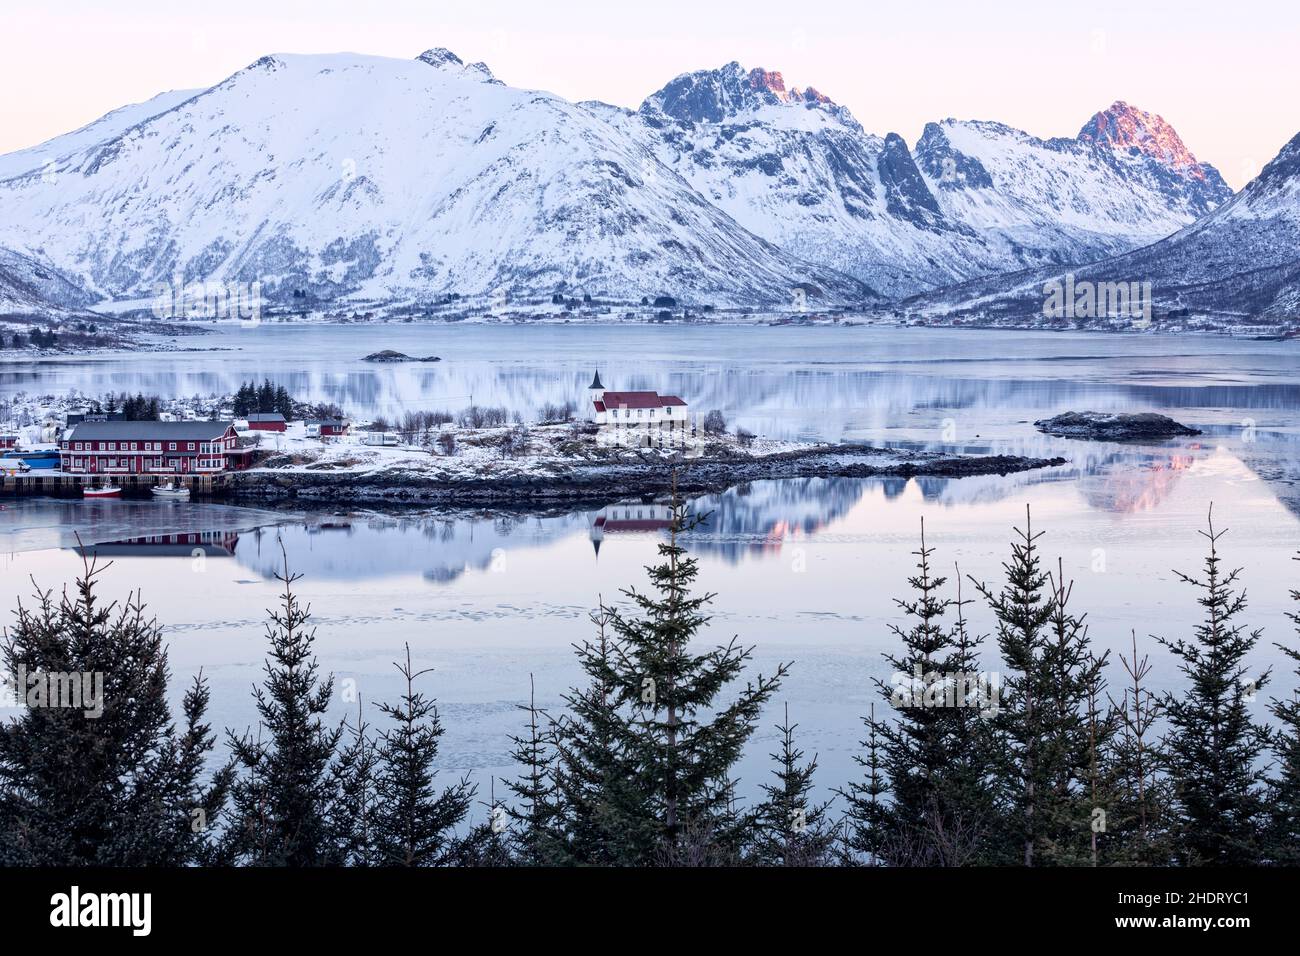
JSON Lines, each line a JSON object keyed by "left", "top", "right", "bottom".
{"left": 587, "top": 370, "right": 688, "bottom": 445}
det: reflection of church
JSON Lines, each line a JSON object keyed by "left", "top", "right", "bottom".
{"left": 590, "top": 501, "right": 674, "bottom": 556}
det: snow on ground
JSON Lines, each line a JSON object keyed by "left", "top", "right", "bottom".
{"left": 250, "top": 420, "right": 814, "bottom": 482}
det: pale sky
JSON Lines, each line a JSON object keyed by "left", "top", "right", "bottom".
{"left": 2, "top": 0, "right": 1295, "bottom": 188}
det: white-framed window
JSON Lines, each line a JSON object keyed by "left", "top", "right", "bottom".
{"left": 168, "top": 443, "right": 177, "bottom": 451}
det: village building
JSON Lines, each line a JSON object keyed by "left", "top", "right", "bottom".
{"left": 59, "top": 421, "right": 250, "bottom": 475}
{"left": 587, "top": 370, "right": 688, "bottom": 446}
{"left": 307, "top": 417, "right": 349, "bottom": 438}
{"left": 247, "top": 412, "right": 287, "bottom": 432}
{"left": 0, "top": 434, "right": 17, "bottom": 450}
{"left": 66, "top": 411, "right": 125, "bottom": 426}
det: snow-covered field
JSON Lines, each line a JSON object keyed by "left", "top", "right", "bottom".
{"left": 250, "top": 420, "right": 809, "bottom": 483}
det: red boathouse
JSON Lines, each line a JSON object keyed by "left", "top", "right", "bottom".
{"left": 60, "top": 421, "right": 243, "bottom": 476}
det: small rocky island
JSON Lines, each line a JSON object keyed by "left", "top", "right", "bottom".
{"left": 230, "top": 422, "right": 1067, "bottom": 505}
{"left": 1034, "top": 411, "right": 1201, "bottom": 441}
{"left": 362, "top": 350, "right": 441, "bottom": 363}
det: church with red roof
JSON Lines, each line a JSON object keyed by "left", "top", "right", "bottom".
{"left": 588, "top": 370, "right": 689, "bottom": 443}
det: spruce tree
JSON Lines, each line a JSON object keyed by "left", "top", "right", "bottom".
{"left": 564, "top": 487, "right": 786, "bottom": 864}
{"left": 372, "top": 644, "right": 474, "bottom": 866}
{"left": 454, "top": 780, "right": 515, "bottom": 866}
{"left": 550, "top": 599, "right": 644, "bottom": 865}
{"left": 326, "top": 703, "right": 380, "bottom": 866}
{"left": 1156, "top": 510, "right": 1271, "bottom": 865}
{"left": 1265, "top": 552, "right": 1300, "bottom": 864}
{"left": 838, "top": 702, "right": 888, "bottom": 865}
{"left": 859, "top": 523, "right": 997, "bottom": 864}
{"left": 1035, "top": 561, "right": 1111, "bottom": 866}
{"left": 745, "top": 704, "right": 836, "bottom": 865}
{"left": 0, "top": 555, "right": 227, "bottom": 865}
{"left": 1105, "top": 631, "right": 1175, "bottom": 864}
{"left": 501, "top": 674, "right": 562, "bottom": 865}
{"left": 973, "top": 508, "right": 1108, "bottom": 866}
{"left": 221, "top": 552, "right": 342, "bottom": 866}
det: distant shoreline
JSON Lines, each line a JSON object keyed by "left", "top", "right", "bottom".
{"left": 229, "top": 445, "right": 1066, "bottom": 506}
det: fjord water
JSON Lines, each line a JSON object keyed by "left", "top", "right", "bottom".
{"left": 3, "top": 323, "right": 1299, "bottom": 799}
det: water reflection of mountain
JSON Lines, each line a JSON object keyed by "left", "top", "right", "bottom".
{"left": 676, "top": 478, "right": 864, "bottom": 562}
{"left": 15, "top": 327, "right": 1300, "bottom": 446}
{"left": 1230, "top": 425, "right": 1300, "bottom": 521}
{"left": 1075, "top": 454, "right": 1197, "bottom": 514}
{"left": 232, "top": 510, "right": 591, "bottom": 583}
{"left": 231, "top": 452, "right": 1222, "bottom": 580}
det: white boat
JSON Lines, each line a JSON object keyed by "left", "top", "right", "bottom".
{"left": 83, "top": 483, "right": 122, "bottom": 499}
{"left": 151, "top": 481, "right": 191, "bottom": 500}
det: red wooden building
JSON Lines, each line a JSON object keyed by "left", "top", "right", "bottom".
{"left": 247, "top": 413, "right": 287, "bottom": 432}
{"left": 60, "top": 421, "right": 242, "bottom": 476}
{"left": 308, "top": 417, "right": 349, "bottom": 437}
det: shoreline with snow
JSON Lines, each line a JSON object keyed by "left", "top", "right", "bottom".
{"left": 230, "top": 422, "right": 1065, "bottom": 504}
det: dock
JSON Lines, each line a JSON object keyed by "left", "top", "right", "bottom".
{"left": 0, "top": 472, "right": 233, "bottom": 497}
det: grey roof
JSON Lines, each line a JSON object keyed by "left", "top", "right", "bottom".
{"left": 248, "top": 412, "right": 286, "bottom": 422}
{"left": 66, "top": 421, "right": 234, "bottom": 442}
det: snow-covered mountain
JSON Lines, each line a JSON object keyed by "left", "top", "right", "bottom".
{"left": 606, "top": 65, "right": 1233, "bottom": 296}
{"left": 0, "top": 48, "right": 1248, "bottom": 313}
{"left": 914, "top": 104, "right": 1232, "bottom": 262}
{"left": 597, "top": 63, "right": 1000, "bottom": 296}
{"left": 0, "top": 49, "right": 869, "bottom": 310}
{"left": 910, "top": 131, "right": 1300, "bottom": 323}
{"left": 0, "top": 246, "right": 97, "bottom": 318}
{"left": 0, "top": 88, "right": 200, "bottom": 182}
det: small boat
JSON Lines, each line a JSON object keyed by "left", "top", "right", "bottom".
{"left": 83, "top": 483, "right": 122, "bottom": 499}
{"left": 151, "top": 481, "right": 191, "bottom": 500}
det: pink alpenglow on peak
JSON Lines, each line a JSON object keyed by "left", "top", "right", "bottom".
{"left": 1078, "top": 101, "right": 1207, "bottom": 180}
{"left": 747, "top": 67, "right": 833, "bottom": 106}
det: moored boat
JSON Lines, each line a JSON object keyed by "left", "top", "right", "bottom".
{"left": 83, "top": 483, "right": 122, "bottom": 499}
{"left": 151, "top": 481, "right": 191, "bottom": 500}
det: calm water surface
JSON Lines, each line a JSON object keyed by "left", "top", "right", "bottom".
{"left": 3, "top": 323, "right": 1299, "bottom": 800}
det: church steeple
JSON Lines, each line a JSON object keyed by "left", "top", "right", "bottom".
{"left": 589, "top": 369, "right": 604, "bottom": 390}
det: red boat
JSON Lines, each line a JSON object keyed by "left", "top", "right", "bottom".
{"left": 83, "top": 483, "right": 122, "bottom": 499}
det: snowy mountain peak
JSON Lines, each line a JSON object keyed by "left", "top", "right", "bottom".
{"left": 416, "top": 47, "right": 463, "bottom": 69}
{"left": 640, "top": 61, "right": 853, "bottom": 127}
{"left": 1078, "top": 101, "right": 1205, "bottom": 177}
{"left": 415, "top": 47, "right": 500, "bottom": 84}
{"left": 746, "top": 67, "right": 830, "bottom": 106}
{"left": 242, "top": 54, "right": 288, "bottom": 75}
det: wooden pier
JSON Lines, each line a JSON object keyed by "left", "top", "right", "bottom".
{"left": 0, "top": 472, "right": 233, "bottom": 498}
